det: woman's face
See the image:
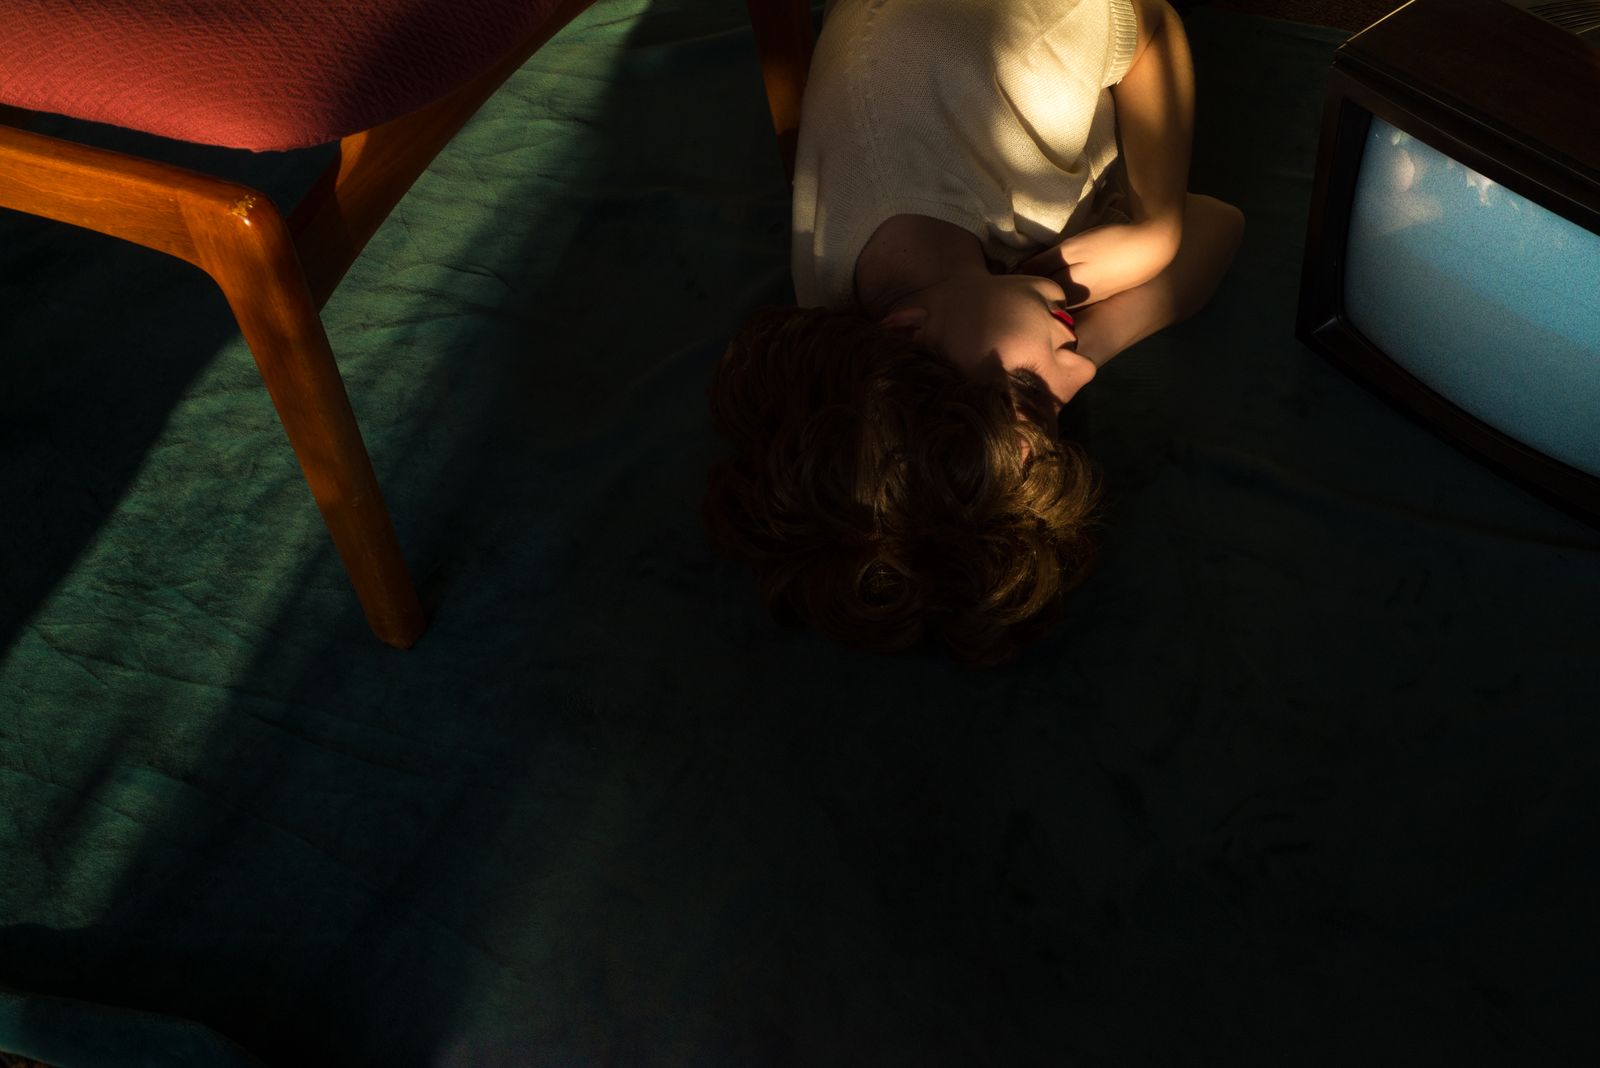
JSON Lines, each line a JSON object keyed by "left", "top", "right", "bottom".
{"left": 880, "top": 273, "right": 1097, "bottom": 424}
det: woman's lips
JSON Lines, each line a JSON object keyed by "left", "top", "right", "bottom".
{"left": 1050, "top": 308, "right": 1076, "bottom": 328}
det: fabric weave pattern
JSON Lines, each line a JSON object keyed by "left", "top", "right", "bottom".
{"left": 0, "top": 0, "right": 568, "bottom": 150}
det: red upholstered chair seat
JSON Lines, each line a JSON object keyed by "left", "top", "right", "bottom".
{"left": 0, "top": 0, "right": 815, "bottom": 647}
{"left": 0, "top": 0, "right": 567, "bottom": 150}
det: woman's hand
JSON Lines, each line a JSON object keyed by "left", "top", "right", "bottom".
{"left": 1011, "top": 218, "right": 1182, "bottom": 308}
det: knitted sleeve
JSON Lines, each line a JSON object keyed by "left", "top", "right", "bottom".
{"left": 1104, "top": 0, "right": 1141, "bottom": 87}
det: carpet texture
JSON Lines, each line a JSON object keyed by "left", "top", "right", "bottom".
{"left": 2, "top": 1, "right": 1598, "bottom": 1064}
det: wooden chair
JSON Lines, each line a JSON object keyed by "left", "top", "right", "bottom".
{"left": 747, "top": 0, "right": 817, "bottom": 186}
{"left": 0, "top": 0, "right": 813, "bottom": 649}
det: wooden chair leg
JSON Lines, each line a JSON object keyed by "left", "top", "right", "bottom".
{"left": 184, "top": 194, "right": 426, "bottom": 648}
{"left": 745, "top": 0, "right": 815, "bottom": 185}
{"left": 289, "top": 0, "right": 601, "bottom": 309}
{"left": 0, "top": 121, "right": 426, "bottom": 646}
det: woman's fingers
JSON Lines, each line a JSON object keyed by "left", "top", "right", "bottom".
{"left": 1050, "top": 268, "right": 1092, "bottom": 309}
{"left": 1013, "top": 222, "right": 1177, "bottom": 305}
{"left": 1013, "top": 223, "right": 1117, "bottom": 277}
{"left": 1014, "top": 245, "right": 1067, "bottom": 277}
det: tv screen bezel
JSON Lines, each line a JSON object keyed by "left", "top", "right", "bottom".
{"left": 1296, "top": 43, "right": 1600, "bottom": 527}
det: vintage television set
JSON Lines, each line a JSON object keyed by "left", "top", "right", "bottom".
{"left": 1296, "top": 0, "right": 1600, "bottom": 524}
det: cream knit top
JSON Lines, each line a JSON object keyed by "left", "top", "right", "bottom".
{"left": 791, "top": 0, "right": 1141, "bottom": 308}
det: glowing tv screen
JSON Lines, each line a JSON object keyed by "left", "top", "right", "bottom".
{"left": 1344, "top": 115, "right": 1600, "bottom": 479}
{"left": 1297, "top": 0, "right": 1600, "bottom": 524}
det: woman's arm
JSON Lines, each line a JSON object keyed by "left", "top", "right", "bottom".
{"left": 1071, "top": 192, "right": 1245, "bottom": 370}
{"left": 1013, "top": 0, "right": 1197, "bottom": 304}
{"left": 1114, "top": 0, "right": 1196, "bottom": 254}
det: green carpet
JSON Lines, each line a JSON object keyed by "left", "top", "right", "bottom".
{"left": 3, "top": 2, "right": 1599, "bottom": 1064}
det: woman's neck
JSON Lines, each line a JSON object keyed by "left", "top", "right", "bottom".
{"left": 852, "top": 214, "right": 989, "bottom": 316}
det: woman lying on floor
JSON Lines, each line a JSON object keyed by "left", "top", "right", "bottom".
{"left": 705, "top": 0, "right": 1245, "bottom": 665}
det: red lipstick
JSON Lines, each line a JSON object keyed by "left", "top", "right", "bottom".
{"left": 1050, "top": 308, "right": 1075, "bottom": 328}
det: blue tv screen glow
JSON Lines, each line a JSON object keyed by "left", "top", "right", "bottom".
{"left": 1342, "top": 116, "right": 1600, "bottom": 480}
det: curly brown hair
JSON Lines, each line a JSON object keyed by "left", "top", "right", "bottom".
{"left": 704, "top": 303, "right": 1103, "bottom": 666}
